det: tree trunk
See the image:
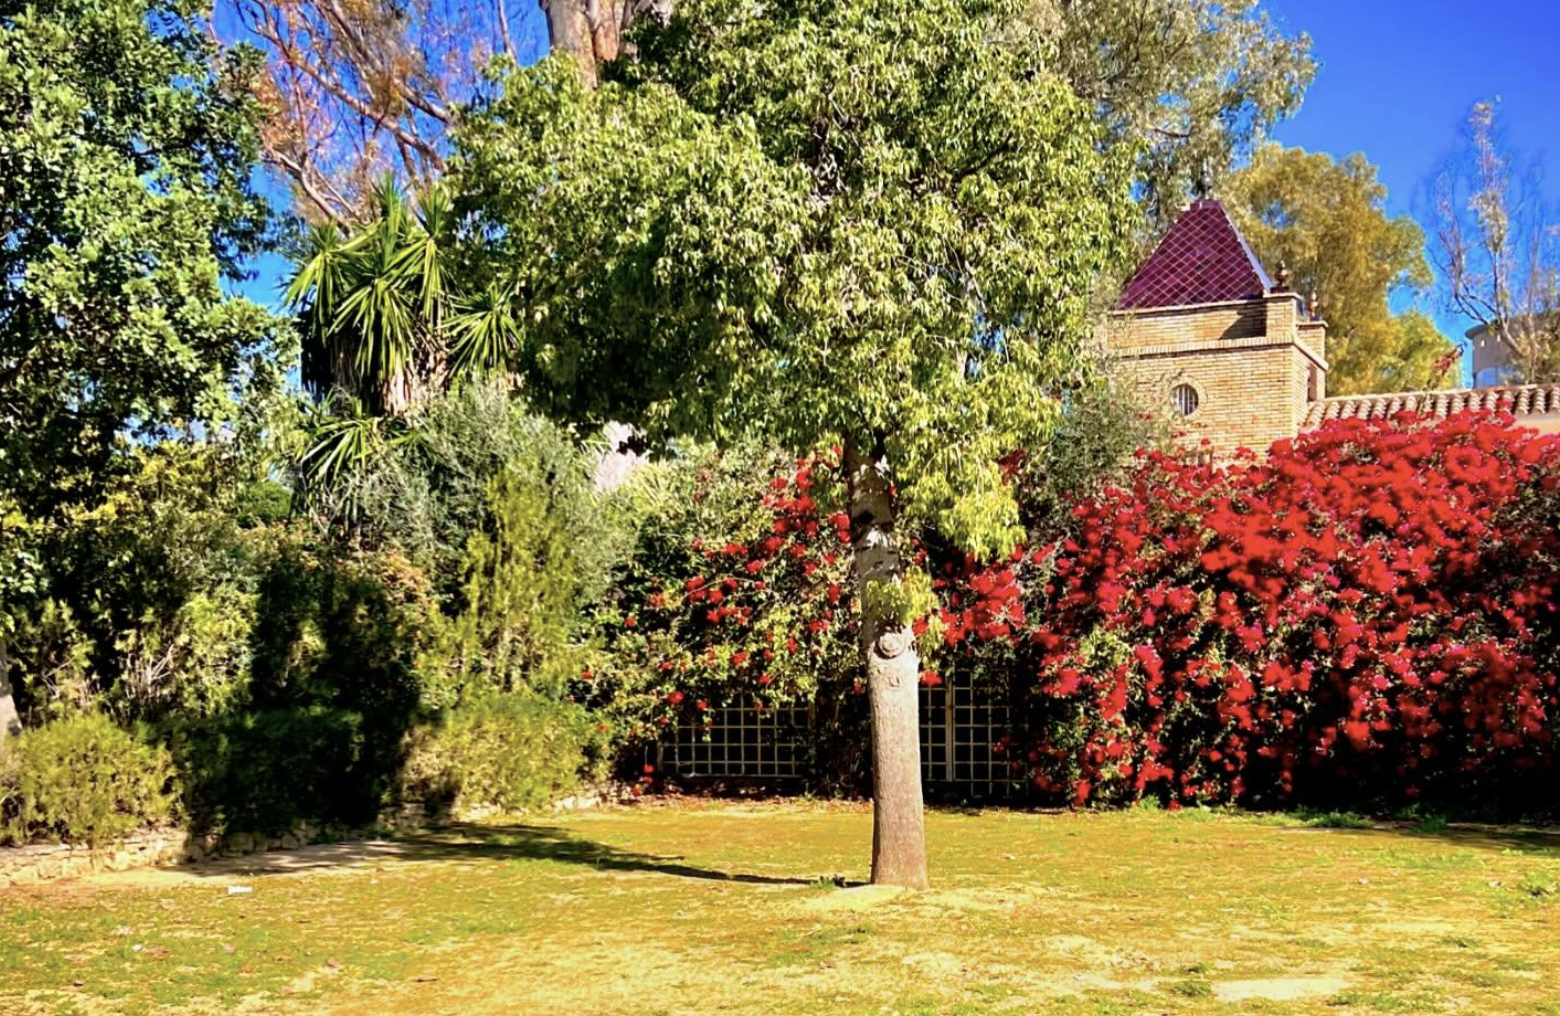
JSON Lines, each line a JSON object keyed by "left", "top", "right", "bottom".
{"left": 845, "top": 442, "right": 929, "bottom": 890}
{"left": 541, "top": 0, "right": 673, "bottom": 87}
{"left": 0, "top": 638, "right": 18, "bottom": 738}
{"left": 542, "top": 0, "right": 604, "bottom": 86}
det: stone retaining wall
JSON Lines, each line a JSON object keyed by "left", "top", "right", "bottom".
{"left": 0, "top": 821, "right": 336, "bottom": 889}
{"left": 0, "top": 785, "right": 625, "bottom": 889}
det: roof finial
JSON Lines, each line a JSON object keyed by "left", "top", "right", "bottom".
{"left": 1193, "top": 157, "right": 1215, "bottom": 201}
{"left": 1274, "top": 260, "right": 1291, "bottom": 292}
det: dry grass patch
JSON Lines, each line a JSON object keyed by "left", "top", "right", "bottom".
{"left": 3, "top": 803, "right": 1560, "bottom": 1015}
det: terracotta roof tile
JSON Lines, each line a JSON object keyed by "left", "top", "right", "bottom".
{"left": 1302, "top": 384, "right": 1560, "bottom": 429}
{"left": 1118, "top": 199, "right": 1274, "bottom": 310}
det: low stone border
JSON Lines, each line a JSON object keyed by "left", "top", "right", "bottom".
{"left": 0, "top": 784, "right": 628, "bottom": 888}
{"left": 0, "top": 821, "right": 347, "bottom": 889}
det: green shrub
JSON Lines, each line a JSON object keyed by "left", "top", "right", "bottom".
{"left": 0, "top": 713, "right": 177, "bottom": 846}
{"left": 400, "top": 697, "right": 606, "bottom": 815}
{"left": 167, "top": 707, "right": 379, "bottom": 835}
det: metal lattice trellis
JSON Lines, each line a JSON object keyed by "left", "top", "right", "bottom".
{"left": 657, "top": 673, "right": 1024, "bottom": 798}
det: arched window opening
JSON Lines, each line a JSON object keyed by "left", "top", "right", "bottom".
{"left": 1171, "top": 383, "right": 1200, "bottom": 417}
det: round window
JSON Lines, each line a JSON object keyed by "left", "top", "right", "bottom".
{"left": 1171, "top": 383, "right": 1200, "bottom": 417}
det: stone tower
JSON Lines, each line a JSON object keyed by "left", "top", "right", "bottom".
{"left": 1107, "top": 198, "right": 1328, "bottom": 458}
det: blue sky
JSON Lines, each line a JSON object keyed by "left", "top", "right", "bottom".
{"left": 241, "top": 1, "right": 1558, "bottom": 374}
{"left": 1265, "top": 0, "right": 1559, "bottom": 364}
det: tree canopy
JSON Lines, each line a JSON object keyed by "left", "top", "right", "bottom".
{"left": 454, "top": 0, "right": 1139, "bottom": 887}
{"left": 1226, "top": 144, "right": 1456, "bottom": 395}
{"left": 1033, "top": 0, "right": 1314, "bottom": 231}
{"left": 0, "top": 0, "right": 283, "bottom": 523}
{"left": 455, "top": 0, "right": 1137, "bottom": 556}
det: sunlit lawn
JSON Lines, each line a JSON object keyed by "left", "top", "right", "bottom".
{"left": 5, "top": 801, "right": 1560, "bottom": 1015}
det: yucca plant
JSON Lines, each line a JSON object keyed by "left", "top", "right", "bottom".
{"left": 286, "top": 179, "right": 523, "bottom": 511}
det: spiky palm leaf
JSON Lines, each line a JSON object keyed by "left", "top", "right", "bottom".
{"left": 448, "top": 283, "right": 522, "bottom": 377}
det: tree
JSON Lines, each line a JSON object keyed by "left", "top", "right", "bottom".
{"left": 0, "top": 0, "right": 283, "bottom": 724}
{"left": 1032, "top": 0, "right": 1314, "bottom": 230}
{"left": 222, "top": 0, "right": 545, "bottom": 223}
{"left": 283, "top": 178, "right": 527, "bottom": 509}
{"left": 222, "top": 0, "right": 675, "bottom": 221}
{"left": 454, "top": 0, "right": 1137, "bottom": 887}
{"left": 1430, "top": 101, "right": 1560, "bottom": 384}
{"left": 1226, "top": 144, "right": 1456, "bottom": 395}
{"left": 541, "top": 0, "right": 671, "bottom": 87}
{"left": 230, "top": 0, "right": 1308, "bottom": 226}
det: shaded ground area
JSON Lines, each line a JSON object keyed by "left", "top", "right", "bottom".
{"left": 4, "top": 801, "right": 1560, "bottom": 1015}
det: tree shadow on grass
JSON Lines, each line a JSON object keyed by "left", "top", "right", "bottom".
{"left": 1364, "top": 822, "right": 1560, "bottom": 858}
{"left": 402, "top": 823, "right": 831, "bottom": 885}
{"left": 181, "top": 822, "right": 834, "bottom": 886}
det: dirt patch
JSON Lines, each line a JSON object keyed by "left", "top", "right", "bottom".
{"left": 77, "top": 840, "right": 416, "bottom": 889}
{"left": 1214, "top": 976, "right": 1350, "bottom": 1001}
{"left": 800, "top": 884, "right": 908, "bottom": 911}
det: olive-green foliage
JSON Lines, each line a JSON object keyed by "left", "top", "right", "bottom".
{"left": 456, "top": 0, "right": 1138, "bottom": 561}
{"left": 1013, "top": 369, "right": 1168, "bottom": 535}
{"left": 399, "top": 697, "right": 606, "bottom": 816}
{"left": 0, "top": 713, "right": 176, "bottom": 846}
{"left": 165, "top": 706, "right": 377, "bottom": 835}
{"left": 1029, "top": 0, "right": 1315, "bottom": 232}
{"left": 423, "top": 466, "right": 599, "bottom": 705}
{"left": 17, "top": 443, "right": 260, "bottom": 719}
{"left": 299, "top": 383, "right": 624, "bottom": 705}
{"left": 319, "top": 382, "right": 623, "bottom": 600}
{"left": 1225, "top": 144, "right": 1455, "bottom": 395}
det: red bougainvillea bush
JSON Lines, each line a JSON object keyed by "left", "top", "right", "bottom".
{"left": 940, "top": 412, "right": 1560, "bottom": 811}
{"left": 581, "top": 446, "right": 867, "bottom": 784}
{"left": 591, "top": 413, "right": 1560, "bottom": 813}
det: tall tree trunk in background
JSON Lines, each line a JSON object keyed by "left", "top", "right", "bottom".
{"left": 0, "top": 638, "right": 18, "bottom": 738}
{"left": 541, "top": 0, "right": 672, "bottom": 86}
{"left": 845, "top": 442, "right": 930, "bottom": 890}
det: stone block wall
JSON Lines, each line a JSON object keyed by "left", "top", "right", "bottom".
{"left": 1108, "top": 294, "right": 1328, "bottom": 459}
{"left": 0, "top": 822, "right": 329, "bottom": 889}
{"left": 1119, "top": 344, "right": 1302, "bottom": 459}
{"left": 1107, "top": 301, "right": 1266, "bottom": 353}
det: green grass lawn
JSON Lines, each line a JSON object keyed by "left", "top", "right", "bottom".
{"left": 5, "top": 801, "right": 1560, "bottom": 1015}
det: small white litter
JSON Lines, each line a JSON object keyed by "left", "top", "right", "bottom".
{"left": 227, "top": 885, "right": 253, "bottom": 895}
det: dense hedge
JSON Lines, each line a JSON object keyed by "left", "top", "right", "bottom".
{"left": 601, "top": 412, "right": 1560, "bottom": 815}
{"left": 0, "top": 713, "right": 177, "bottom": 846}
{"left": 938, "top": 413, "right": 1560, "bottom": 811}
{"left": 399, "top": 697, "right": 608, "bottom": 815}
{"left": 0, "top": 387, "right": 623, "bottom": 845}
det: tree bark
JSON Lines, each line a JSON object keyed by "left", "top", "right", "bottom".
{"left": 0, "top": 638, "right": 18, "bottom": 738}
{"left": 541, "top": 0, "right": 672, "bottom": 87}
{"left": 542, "top": 0, "right": 603, "bottom": 86}
{"left": 845, "top": 442, "right": 929, "bottom": 890}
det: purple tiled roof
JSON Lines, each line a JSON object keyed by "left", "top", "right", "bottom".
{"left": 1118, "top": 199, "right": 1274, "bottom": 310}
{"left": 1303, "top": 384, "right": 1560, "bottom": 429}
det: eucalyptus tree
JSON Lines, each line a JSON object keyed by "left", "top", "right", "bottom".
{"left": 455, "top": 0, "right": 1137, "bottom": 887}
{"left": 1031, "top": 0, "right": 1314, "bottom": 231}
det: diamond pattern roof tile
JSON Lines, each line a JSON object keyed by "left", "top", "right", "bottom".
{"left": 1118, "top": 199, "right": 1274, "bottom": 310}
